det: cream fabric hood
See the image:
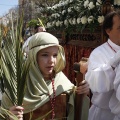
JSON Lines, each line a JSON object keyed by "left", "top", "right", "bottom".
{"left": 28, "top": 32, "right": 66, "bottom": 73}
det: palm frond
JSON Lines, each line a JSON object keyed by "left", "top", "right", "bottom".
{"left": 0, "top": 11, "right": 30, "bottom": 107}
{"left": 0, "top": 107, "right": 19, "bottom": 120}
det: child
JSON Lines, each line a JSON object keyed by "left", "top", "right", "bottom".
{"left": 1, "top": 32, "right": 89, "bottom": 120}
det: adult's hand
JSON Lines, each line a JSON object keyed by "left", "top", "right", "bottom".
{"left": 76, "top": 80, "right": 89, "bottom": 94}
{"left": 80, "top": 62, "right": 88, "bottom": 74}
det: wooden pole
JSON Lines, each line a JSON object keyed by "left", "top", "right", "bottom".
{"left": 74, "top": 58, "right": 89, "bottom": 120}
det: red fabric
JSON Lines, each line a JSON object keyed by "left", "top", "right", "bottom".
{"left": 63, "top": 44, "right": 93, "bottom": 84}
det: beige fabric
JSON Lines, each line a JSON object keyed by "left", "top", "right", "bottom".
{"left": 28, "top": 32, "right": 66, "bottom": 73}
{"left": 1, "top": 32, "right": 75, "bottom": 120}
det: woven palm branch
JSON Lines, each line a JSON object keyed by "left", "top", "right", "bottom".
{"left": 0, "top": 107, "right": 18, "bottom": 120}
{"left": 0, "top": 13, "right": 30, "bottom": 106}
{"left": 0, "top": 12, "right": 30, "bottom": 119}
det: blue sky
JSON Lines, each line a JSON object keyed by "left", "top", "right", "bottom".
{"left": 0, "top": 0, "right": 18, "bottom": 17}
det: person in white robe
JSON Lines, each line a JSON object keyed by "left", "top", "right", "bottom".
{"left": 85, "top": 10, "right": 120, "bottom": 120}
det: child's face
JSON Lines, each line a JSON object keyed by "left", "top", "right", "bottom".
{"left": 37, "top": 46, "right": 59, "bottom": 78}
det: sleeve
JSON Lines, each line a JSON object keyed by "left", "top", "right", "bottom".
{"left": 109, "top": 64, "right": 120, "bottom": 116}
{"left": 85, "top": 50, "right": 116, "bottom": 93}
{"left": 113, "top": 63, "right": 120, "bottom": 101}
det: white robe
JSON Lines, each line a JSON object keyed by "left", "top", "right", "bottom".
{"left": 22, "top": 36, "right": 32, "bottom": 55}
{"left": 85, "top": 39, "right": 120, "bottom": 120}
{"left": 109, "top": 63, "right": 120, "bottom": 120}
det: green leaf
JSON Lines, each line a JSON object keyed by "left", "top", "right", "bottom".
{"left": 0, "top": 11, "right": 30, "bottom": 118}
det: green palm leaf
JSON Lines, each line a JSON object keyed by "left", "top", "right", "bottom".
{"left": 0, "top": 11, "right": 30, "bottom": 119}
{"left": 0, "top": 107, "right": 18, "bottom": 120}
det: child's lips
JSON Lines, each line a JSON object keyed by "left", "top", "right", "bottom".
{"left": 46, "top": 66, "right": 54, "bottom": 70}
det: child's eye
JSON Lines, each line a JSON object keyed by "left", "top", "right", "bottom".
{"left": 42, "top": 54, "right": 48, "bottom": 57}
{"left": 53, "top": 54, "right": 58, "bottom": 58}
